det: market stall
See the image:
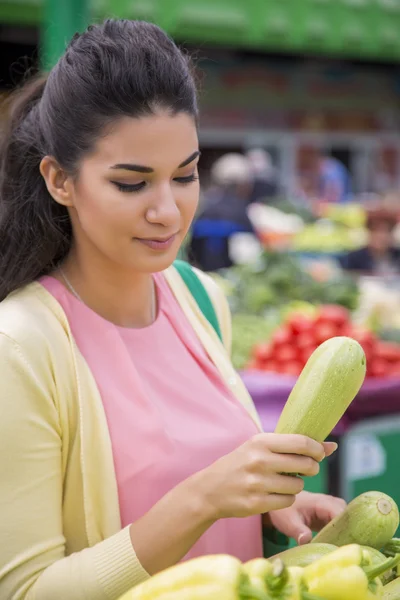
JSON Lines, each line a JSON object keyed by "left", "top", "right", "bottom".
{"left": 211, "top": 203, "right": 400, "bottom": 506}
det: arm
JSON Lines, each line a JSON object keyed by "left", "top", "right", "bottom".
{"left": 0, "top": 333, "right": 218, "bottom": 599}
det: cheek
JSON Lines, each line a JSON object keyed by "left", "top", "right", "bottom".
{"left": 178, "top": 183, "right": 199, "bottom": 228}
{"left": 74, "top": 182, "right": 139, "bottom": 236}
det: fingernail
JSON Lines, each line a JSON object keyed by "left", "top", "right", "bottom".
{"left": 298, "top": 532, "right": 308, "bottom": 545}
{"left": 331, "top": 442, "right": 338, "bottom": 452}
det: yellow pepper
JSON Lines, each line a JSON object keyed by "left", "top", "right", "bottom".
{"left": 120, "top": 554, "right": 270, "bottom": 600}
{"left": 251, "top": 558, "right": 305, "bottom": 600}
{"left": 243, "top": 558, "right": 273, "bottom": 596}
{"left": 303, "top": 544, "right": 400, "bottom": 600}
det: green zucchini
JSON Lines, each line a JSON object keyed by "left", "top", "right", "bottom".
{"left": 312, "top": 491, "right": 399, "bottom": 550}
{"left": 275, "top": 336, "right": 366, "bottom": 441}
{"left": 271, "top": 543, "right": 337, "bottom": 567}
{"left": 383, "top": 577, "right": 400, "bottom": 600}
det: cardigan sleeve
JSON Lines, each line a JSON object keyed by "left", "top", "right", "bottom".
{"left": 0, "top": 333, "right": 148, "bottom": 600}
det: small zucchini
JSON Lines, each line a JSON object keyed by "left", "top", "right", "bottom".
{"left": 271, "top": 543, "right": 337, "bottom": 567}
{"left": 383, "top": 577, "right": 400, "bottom": 600}
{"left": 275, "top": 336, "right": 366, "bottom": 441}
{"left": 312, "top": 491, "right": 399, "bottom": 550}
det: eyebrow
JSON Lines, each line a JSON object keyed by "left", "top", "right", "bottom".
{"left": 110, "top": 150, "right": 201, "bottom": 173}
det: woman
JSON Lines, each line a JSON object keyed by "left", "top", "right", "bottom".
{"left": 0, "top": 20, "right": 344, "bottom": 600}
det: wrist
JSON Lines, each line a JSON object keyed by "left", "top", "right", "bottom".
{"left": 187, "top": 469, "right": 220, "bottom": 525}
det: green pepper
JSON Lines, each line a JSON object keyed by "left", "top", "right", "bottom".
{"left": 303, "top": 544, "right": 400, "bottom": 600}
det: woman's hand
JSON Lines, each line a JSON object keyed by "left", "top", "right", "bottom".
{"left": 130, "top": 434, "right": 337, "bottom": 575}
{"left": 264, "top": 490, "right": 347, "bottom": 545}
{"left": 195, "top": 433, "right": 334, "bottom": 521}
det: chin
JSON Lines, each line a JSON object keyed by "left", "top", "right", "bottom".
{"left": 133, "top": 247, "right": 180, "bottom": 274}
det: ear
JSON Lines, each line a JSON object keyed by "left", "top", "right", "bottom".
{"left": 39, "top": 156, "right": 75, "bottom": 207}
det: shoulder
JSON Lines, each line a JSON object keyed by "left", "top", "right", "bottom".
{"left": 0, "top": 282, "right": 70, "bottom": 362}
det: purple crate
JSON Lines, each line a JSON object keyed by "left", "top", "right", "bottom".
{"left": 239, "top": 370, "right": 396, "bottom": 433}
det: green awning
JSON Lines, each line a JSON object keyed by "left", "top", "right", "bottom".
{"left": 2, "top": 0, "right": 400, "bottom": 62}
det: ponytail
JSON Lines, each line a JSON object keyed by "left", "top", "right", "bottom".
{"left": 0, "top": 19, "right": 198, "bottom": 301}
{"left": 0, "top": 75, "right": 71, "bottom": 301}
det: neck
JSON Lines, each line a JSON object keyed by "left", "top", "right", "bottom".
{"left": 60, "top": 247, "right": 156, "bottom": 328}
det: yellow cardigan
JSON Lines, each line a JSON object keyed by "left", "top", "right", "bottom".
{"left": 0, "top": 267, "right": 262, "bottom": 600}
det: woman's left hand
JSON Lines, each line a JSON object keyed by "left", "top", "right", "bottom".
{"left": 264, "top": 490, "right": 347, "bottom": 545}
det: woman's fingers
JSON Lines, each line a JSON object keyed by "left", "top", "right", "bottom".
{"left": 258, "top": 433, "right": 326, "bottom": 462}
{"left": 323, "top": 441, "right": 339, "bottom": 457}
{"left": 263, "top": 473, "right": 305, "bottom": 495}
{"left": 261, "top": 493, "right": 296, "bottom": 512}
{"left": 268, "top": 452, "right": 321, "bottom": 477}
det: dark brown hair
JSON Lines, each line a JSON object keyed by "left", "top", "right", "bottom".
{"left": 0, "top": 19, "right": 198, "bottom": 300}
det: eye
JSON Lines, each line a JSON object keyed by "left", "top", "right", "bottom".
{"left": 174, "top": 174, "right": 199, "bottom": 185}
{"left": 111, "top": 181, "right": 146, "bottom": 193}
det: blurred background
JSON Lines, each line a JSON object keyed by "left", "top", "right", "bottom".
{"left": 2, "top": 0, "right": 400, "bottom": 517}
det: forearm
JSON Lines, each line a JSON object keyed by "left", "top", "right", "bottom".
{"left": 129, "top": 473, "right": 216, "bottom": 575}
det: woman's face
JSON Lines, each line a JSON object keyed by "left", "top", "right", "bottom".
{"left": 67, "top": 110, "right": 199, "bottom": 273}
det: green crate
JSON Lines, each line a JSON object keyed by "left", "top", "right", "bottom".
{"left": 340, "top": 415, "right": 400, "bottom": 537}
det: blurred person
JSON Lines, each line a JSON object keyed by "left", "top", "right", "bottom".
{"left": 0, "top": 20, "right": 345, "bottom": 600}
{"left": 318, "top": 150, "right": 351, "bottom": 204}
{"left": 188, "top": 152, "right": 255, "bottom": 271}
{"left": 246, "top": 147, "right": 278, "bottom": 203}
{"left": 340, "top": 208, "right": 400, "bottom": 275}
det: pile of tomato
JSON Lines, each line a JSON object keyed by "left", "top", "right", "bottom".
{"left": 247, "top": 305, "right": 400, "bottom": 379}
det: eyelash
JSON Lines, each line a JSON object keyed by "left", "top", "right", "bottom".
{"left": 112, "top": 174, "right": 199, "bottom": 193}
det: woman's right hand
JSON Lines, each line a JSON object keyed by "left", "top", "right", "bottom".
{"left": 194, "top": 433, "right": 330, "bottom": 520}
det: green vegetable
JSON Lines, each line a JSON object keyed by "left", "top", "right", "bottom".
{"left": 275, "top": 336, "right": 366, "bottom": 441}
{"left": 361, "top": 547, "right": 397, "bottom": 584}
{"left": 382, "top": 577, "right": 400, "bottom": 600}
{"left": 272, "top": 544, "right": 337, "bottom": 567}
{"left": 231, "top": 313, "right": 277, "bottom": 370}
{"left": 312, "top": 492, "right": 400, "bottom": 550}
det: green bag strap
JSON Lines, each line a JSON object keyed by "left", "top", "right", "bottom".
{"left": 173, "top": 260, "right": 223, "bottom": 342}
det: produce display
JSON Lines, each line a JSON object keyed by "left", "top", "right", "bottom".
{"left": 248, "top": 305, "right": 400, "bottom": 379}
{"left": 274, "top": 336, "right": 366, "bottom": 441}
{"left": 293, "top": 220, "right": 366, "bottom": 253}
{"left": 224, "top": 251, "right": 359, "bottom": 316}
{"left": 312, "top": 492, "right": 399, "bottom": 550}
{"left": 118, "top": 492, "right": 400, "bottom": 599}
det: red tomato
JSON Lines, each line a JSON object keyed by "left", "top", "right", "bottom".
{"left": 246, "top": 360, "right": 263, "bottom": 371}
{"left": 275, "top": 344, "right": 298, "bottom": 363}
{"left": 287, "top": 314, "right": 314, "bottom": 336}
{"left": 316, "top": 305, "right": 350, "bottom": 328}
{"left": 296, "top": 332, "right": 317, "bottom": 350}
{"left": 388, "top": 364, "right": 400, "bottom": 378}
{"left": 368, "top": 359, "right": 389, "bottom": 378}
{"left": 375, "top": 342, "right": 400, "bottom": 363}
{"left": 301, "top": 345, "right": 318, "bottom": 363}
{"left": 252, "top": 343, "right": 272, "bottom": 362}
{"left": 263, "top": 360, "right": 280, "bottom": 374}
{"left": 314, "top": 322, "right": 339, "bottom": 344}
{"left": 351, "top": 327, "right": 376, "bottom": 349}
{"left": 280, "top": 360, "right": 303, "bottom": 376}
{"left": 271, "top": 327, "right": 293, "bottom": 347}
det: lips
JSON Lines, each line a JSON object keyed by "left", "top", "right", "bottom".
{"left": 136, "top": 234, "right": 177, "bottom": 251}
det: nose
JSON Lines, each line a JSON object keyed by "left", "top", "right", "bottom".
{"left": 145, "top": 182, "right": 180, "bottom": 228}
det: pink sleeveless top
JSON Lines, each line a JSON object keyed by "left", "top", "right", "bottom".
{"left": 40, "top": 273, "right": 262, "bottom": 561}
